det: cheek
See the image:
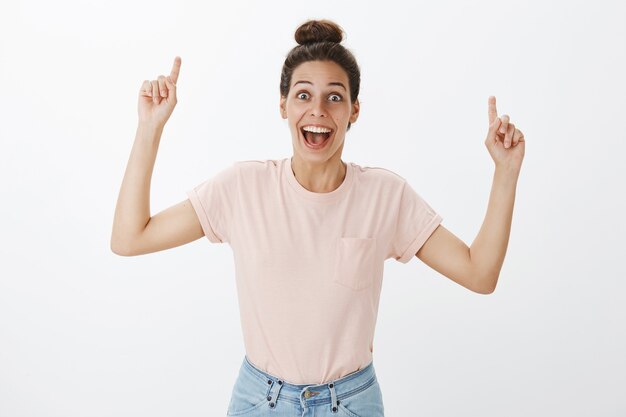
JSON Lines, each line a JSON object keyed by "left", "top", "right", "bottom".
{"left": 290, "top": 123, "right": 301, "bottom": 139}
{"left": 333, "top": 106, "right": 351, "bottom": 121}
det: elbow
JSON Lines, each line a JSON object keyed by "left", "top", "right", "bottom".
{"left": 110, "top": 236, "right": 135, "bottom": 257}
{"left": 473, "top": 274, "right": 498, "bottom": 295}
{"left": 476, "top": 285, "right": 496, "bottom": 295}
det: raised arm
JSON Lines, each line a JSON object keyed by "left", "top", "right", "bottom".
{"left": 110, "top": 56, "right": 204, "bottom": 256}
{"left": 415, "top": 96, "right": 525, "bottom": 294}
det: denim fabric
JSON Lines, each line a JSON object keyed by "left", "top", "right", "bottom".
{"left": 226, "top": 356, "right": 385, "bottom": 417}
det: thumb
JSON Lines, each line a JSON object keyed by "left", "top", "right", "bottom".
{"left": 486, "top": 117, "right": 502, "bottom": 145}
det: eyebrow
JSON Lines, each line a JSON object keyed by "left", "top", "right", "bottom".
{"left": 293, "top": 80, "right": 347, "bottom": 91}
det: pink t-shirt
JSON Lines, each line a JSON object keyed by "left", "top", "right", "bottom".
{"left": 186, "top": 157, "right": 442, "bottom": 384}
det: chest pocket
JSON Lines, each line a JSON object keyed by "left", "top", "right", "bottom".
{"left": 333, "top": 237, "right": 377, "bottom": 291}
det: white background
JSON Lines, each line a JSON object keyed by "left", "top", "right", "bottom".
{"left": 1, "top": 0, "right": 625, "bottom": 416}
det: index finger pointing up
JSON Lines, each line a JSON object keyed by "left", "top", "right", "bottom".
{"left": 488, "top": 95, "right": 497, "bottom": 124}
{"left": 170, "top": 56, "right": 181, "bottom": 84}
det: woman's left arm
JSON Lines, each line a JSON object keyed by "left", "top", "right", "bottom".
{"left": 416, "top": 96, "right": 525, "bottom": 294}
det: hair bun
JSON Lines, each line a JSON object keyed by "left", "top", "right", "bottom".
{"left": 294, "top": 19, "right": 344, "bottom": 45}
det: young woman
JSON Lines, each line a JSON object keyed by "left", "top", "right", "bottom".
{"left": 111, "top": 19, "right": 525, "bottom": 417}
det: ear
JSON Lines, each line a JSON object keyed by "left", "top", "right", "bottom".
{"left": 349, "top": 99, "right": 360, "bottom": 124}
{"left": 280, "top": 96, "right": 287, "bottom": 119}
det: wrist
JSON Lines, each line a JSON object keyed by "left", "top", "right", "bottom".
{"left": 494, "top": 165, "right": 520, "bottom": 183}
{"left": 136, "top": 122, "right": 164, "bottom": 143}
{"left": 137, "top": 121, "right": 164, "bottom": 135}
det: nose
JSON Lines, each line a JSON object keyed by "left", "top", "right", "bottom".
{"left": 309, "top": 97, "right": 327, "bottom": 118}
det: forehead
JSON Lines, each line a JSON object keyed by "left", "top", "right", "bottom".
{"left": 291, "top": 60, "right": 349, "bottom": 87}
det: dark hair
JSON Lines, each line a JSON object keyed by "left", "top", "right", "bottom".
{"left": 280, "top": 19, "right": 361, "bottom": 130}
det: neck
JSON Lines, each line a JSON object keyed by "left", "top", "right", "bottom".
{"left": 290, "top": 156, "right": 346, "bottom": 193}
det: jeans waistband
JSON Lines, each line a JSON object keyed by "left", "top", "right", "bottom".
{"left": 241, "top": 355, "right": 377, "bottom": 407}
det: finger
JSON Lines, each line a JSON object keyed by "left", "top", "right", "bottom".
{"left": 488, "top": 96, "right": 497, "bottom": 124}
{"left": 504, "top": 123, "right": 515, "bottom": 148}
{"left": 165, "top": 75, "right": 177, "bottom": 99}
{"left": 486, "top": 116, "right": 502, "bottom": 145}
{"left": 499, "top": 114, "right": 509, "bottom": 135}
{"left": 150, "top": 80, "right": 160, "bottom": 104}
{"left": 158, "top": 75, "right": 167, "bottom": 97}
{"left": 170, "top": 56, "right": 181, "bottom": 85}
{"left": 512, "top": 128, "right": 523, "bottom": 146}
{"left": 141, "top": 80, "right": 152, "bottom": 97}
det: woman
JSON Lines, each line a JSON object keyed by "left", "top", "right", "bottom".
{"left": 111, "top": 19, "right": 525, "bottom": 417}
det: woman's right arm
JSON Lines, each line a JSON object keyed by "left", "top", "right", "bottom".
{"left": 110, "top": 56, "right": 205, "bottom": 256}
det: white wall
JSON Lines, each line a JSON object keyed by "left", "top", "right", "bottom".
{"left": 1, "top": 0, "right": 624, "bottom": 416}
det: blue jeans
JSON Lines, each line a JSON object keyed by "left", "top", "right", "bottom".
{"left": 226, "top": 355, "right": 385, "bottom": 417}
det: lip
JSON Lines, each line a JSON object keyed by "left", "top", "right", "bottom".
{"left": 300, "top": 126, "right": 334, "bottom": 151}
{"left": 300, "top": 123, "right": 334, "bottom": 130}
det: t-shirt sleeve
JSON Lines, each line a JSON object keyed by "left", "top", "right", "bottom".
{"left": 186, "top": 163, "right": 239, "bottom": 244}
{"left": 390, "top": 180, "right": 443, "bottom": 263}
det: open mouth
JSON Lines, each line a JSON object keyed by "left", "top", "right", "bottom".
{"left": 300, "top": 126, "right": 333, "bottom": 149}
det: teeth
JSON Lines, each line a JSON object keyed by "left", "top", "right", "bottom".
{"left": 302, "top": 126, "right": 332, "bottom": 133}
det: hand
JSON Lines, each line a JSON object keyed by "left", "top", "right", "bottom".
{"left": 138, "top": 56, "right": 181, "bottom": 129}
{"left": 484, "top": 96, "right": 525, "bottom": 175}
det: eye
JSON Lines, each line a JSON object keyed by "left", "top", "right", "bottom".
{"left": 297, "top": 92, "right": 309, "bottom": 100}
{"left": 329, "top": 94, "right": 342, "bottom": 102}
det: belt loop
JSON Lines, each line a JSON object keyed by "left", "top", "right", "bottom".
{"left": 266, "top": 378, "right": 284, "bottom": 410}
{"left": 328, "top": 381, "right": 339, "bottom": 413}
